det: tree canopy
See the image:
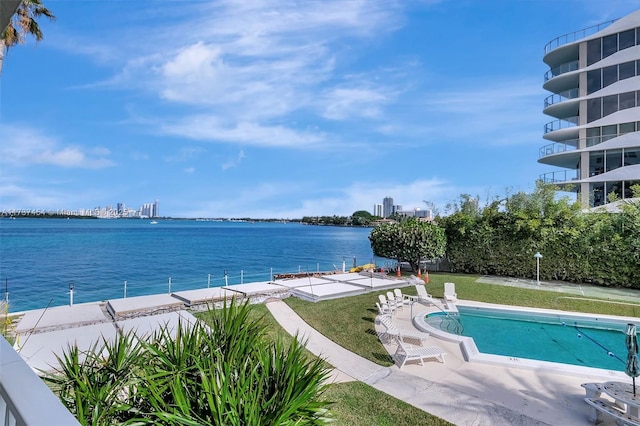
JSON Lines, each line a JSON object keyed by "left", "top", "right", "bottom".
{"left": 368, "top": 218, "right": 446, "bottom": 272}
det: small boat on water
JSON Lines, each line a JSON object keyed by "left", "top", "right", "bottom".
{"left": 150, "top": 220, "right": 158, "bottom": 225}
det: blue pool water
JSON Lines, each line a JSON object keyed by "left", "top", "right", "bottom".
{"left": 426, "top": 306, "right": 634, "bottom": 372}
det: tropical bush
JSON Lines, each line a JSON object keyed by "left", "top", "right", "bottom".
{"left": 439, "top": 183, "right": 640, "bottom": 288}
{"left": 44, "top": 300, "right": 332, "bottom": 425}
{"left": 369, "top": 218, "right": 446, "bottom": 273}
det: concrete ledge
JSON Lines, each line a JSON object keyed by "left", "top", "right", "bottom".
{"left": 107, "top": 294, "right": 186, "bottom": 320}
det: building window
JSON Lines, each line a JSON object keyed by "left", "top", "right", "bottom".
{"left": 619, "top": 61, "right": 636, "bottom": 80}
{"left": 602, "top": 65, "right": 617, "bottom": 87}
{"left": 619, "top": 29, "right": 636, "bottom": 50}
{"left": 590, "top": 151, "right": 604, "bottom": 176}
{"left": 587, "top": 38, "right": 601, "bottom": 66}
{"left": 606, "top": 149, "right": 623, "bottom": 172}
{"left": 587, "top": 69, "right": 601, "bottom": 94}
{"left": 587, "top": 98, "right": 601, "bottom": 123}
{"left": 624, "top": 148, "right": 640, "bottom": 166}
{"left": 620, "top": 91, "right": 636, "bottom": 110}
{"left": 620, "top": 122, "right": 636, "bottom": 134}
{"left": 602, "top": 34, "right": 618, "bottom": 58}
{"left": 602, "top": 94, "right": 618, "bottom": 117}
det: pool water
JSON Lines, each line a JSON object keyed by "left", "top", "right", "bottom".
{"left": 426, "top": 307, "right": 632, "bottom": 371}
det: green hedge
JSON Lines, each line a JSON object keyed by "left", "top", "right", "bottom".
{"left": 438, "top": 185, "right": 640, "bottom": 289}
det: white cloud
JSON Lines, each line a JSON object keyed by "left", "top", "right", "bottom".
{"left": 222, "top": 150, "right": 246, "bottom": 170}
{"left": 1, "top": 125, "right": 115, "bottom": 169}
{"left": 322, "top": 87, "right": 388, "bottom": 120}
{"left": 160, "top": 117, "right": 324, "bottom": 148}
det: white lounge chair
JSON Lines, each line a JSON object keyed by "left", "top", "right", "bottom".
{"left": 387, "top": 291, "right": 402, "bottom": 310}
{"left": 376, "top": 302, "right": 392, "bottom": 316}
{"left": 444, "top": 282, "right": 458, "bottom": 302}
{"left": 393, "top": 337, "right": 446, "bottom": 369}
{"left": 378, "top": 315, "right": 429, "bottom": 345}
{"left": 378, "top": 294, "right": 396, "bottom": 312}
{"left": 405, "top": 284, "right": 434, "bottom": 305}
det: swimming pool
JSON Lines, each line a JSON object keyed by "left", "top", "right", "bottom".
{"left": 418, "top": 303, "right": 638, "bottom": 373}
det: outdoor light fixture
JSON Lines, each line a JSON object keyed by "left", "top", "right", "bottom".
{"left": 534, "top": 252, "right": 543, "bottom": 286}
{"left": 69, "top": 281, "right": 75, "bottom": 306}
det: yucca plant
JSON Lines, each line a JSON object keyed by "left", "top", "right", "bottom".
{"left": 44, "top": 300, "right": 333, "bottom": 425}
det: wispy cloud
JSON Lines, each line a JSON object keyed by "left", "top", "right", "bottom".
{"left": 222, "top": 150, "right": 246, "bottom": 170}
{"left": 1, "top": 125, "right": 115, "bottom": 169}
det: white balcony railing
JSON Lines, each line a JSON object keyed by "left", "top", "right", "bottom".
{"left": 0, "top": 336, "right": 80, "bottom": 426}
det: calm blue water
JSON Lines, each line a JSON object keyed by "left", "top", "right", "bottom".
{"left": 431, "top": 307, "right": 630, "bottom": 372}
{"left": 0, "top": 219, "right": 383, "bottom": 312}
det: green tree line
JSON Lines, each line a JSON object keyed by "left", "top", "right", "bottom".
{"left": 438, "top": 183, "right": 640, "bottom": 288}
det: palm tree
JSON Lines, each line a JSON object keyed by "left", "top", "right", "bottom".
{"left": 0, "top": 0, "right": 55, "bottom": 76}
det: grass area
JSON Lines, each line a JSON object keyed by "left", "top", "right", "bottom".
{"left": 321, "top": 381, "right": 452, "bottom": 426}
{"left": 197, "top": 303, "right": 452, "bottom": 425}
{"left": 284, "top": 272, "right": 640, "bottom": 366}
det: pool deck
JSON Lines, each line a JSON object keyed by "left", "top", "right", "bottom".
{"left": 8, "top": 275, "right": 640, "bottom": 425}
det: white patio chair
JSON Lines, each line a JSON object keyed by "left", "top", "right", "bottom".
{"left": 405, "top": 284, "right": 434, "bottom": 305}
{"left": 444, "top": 282, "right": 458, "bottom": 302}
{"left": 393, "top": 337, "right": 446, "bottom": 369}
{"left": 378, "top": 315, "right": 429, "bottom": 345}
{"left": 375, "top": 302, "right": 392, "bottom": 316}
{"left": 393, "top": 288, "right": 404, "bottom": 305}
{"left": 378, "top": 294, "right": 396, "bottom": 312}
{"left": 387, "top": 291, "right": 402, "bottom": 310}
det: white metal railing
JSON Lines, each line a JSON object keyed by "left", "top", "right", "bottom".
{"left": 544, "top": 19, "right": 618, "bottom": 54}
{"left": 0, "top": 336, "right": 80, "bottom": 426}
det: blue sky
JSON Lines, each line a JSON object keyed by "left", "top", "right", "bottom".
{"left": 1, "top": 1, "right": 639, "bottom": 218}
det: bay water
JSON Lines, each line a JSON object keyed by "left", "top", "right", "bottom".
{"left": 0, "top": 218, "right": 384, "bottom": 312}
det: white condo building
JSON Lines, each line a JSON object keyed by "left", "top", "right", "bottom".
{"left": 539, "top": 10, "right": 640, "bottom": 207}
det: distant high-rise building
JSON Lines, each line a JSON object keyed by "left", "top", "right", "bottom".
{"left": 117, "top": 203, "right": 124, "bottom": 215}
{"left": 382, "top": 196, "right": 394, "bottom": 218}
{"left": 154, "top": 199, "right": 160, "bottom": 218}
{"left": 373, "top": 204, "right": 383, "bottom": 217}
{"left": 539, "top": 10, "right": 640, "bottom": 207}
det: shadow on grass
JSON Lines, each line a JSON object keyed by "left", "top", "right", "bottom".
{"left": 372, "top": 351, "right": 394, "bottom": 363}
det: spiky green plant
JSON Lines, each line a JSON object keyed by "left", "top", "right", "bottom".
{"left": 44, "top": 300, "right": 332, "bottom": 425}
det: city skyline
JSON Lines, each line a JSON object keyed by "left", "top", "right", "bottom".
{"left": 2, "top": 1, "right": 638, "bottom": 218}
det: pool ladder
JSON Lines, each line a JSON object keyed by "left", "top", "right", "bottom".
{"left": 426, "top": 303, "right": 464, "bottom": 335}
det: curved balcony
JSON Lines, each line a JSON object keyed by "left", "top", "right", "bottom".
{"left": 544, "top": 116, "right": 579, "bottom": 134}
{"left": 544, "top": 88, "right": 579, "bottom": 108}
{"left": 544, "top": 60, "right": 579, "bottom": 82}
{"left": 539, "top": 170, "right": 579, "bottom": 185}
{"left": 539, "top": 141, "right": 578, "bottom": 158}
{"left": 544, "top": 19, "right": 618, "bottom": 54}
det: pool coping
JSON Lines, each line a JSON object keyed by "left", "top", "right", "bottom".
{"left": 413, "top": 300, "right": 637, "bottom": 381}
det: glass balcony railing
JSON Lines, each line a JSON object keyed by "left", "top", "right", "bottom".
{"left": 539, "top": 141, "right": 577, "bottom": 158}
{"left": 544, "top": 116, "right": 579, "bottom": 134}
{"left": 544, "top": 19, "right": 618, "bottom": 54}
{"left": 544, "top": 60, "right": 579, "bottom": 81}
{"left": 539, "top": 170, "right": 579, "bottom": 184}
{"left": 544, "top": 88, "right": 579, "bottom": 108}
{"left": 538, "top": 133, "right": 624, "bottom": 158}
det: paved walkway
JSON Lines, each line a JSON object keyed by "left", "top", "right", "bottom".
{"left": 266, "top": 276, "right": 640, "bottom": 426}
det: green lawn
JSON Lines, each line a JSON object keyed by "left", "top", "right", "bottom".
{"left": 272, "top": 272, "right": 640, "bottom": 424}
{"left": 285, "top": 272, "right": 640, "bottom": 367}
{"left": 238, "top": 303, "right": 453, "bottom": 425}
